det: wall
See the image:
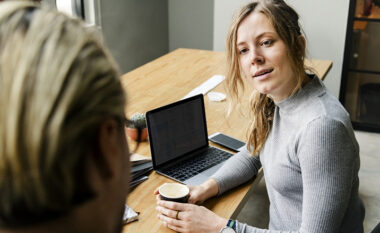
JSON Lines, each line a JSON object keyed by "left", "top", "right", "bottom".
{"left": 44, "top": 0, "right": 169, "bottom": 74}
{"left": 213, "top": 0, "right": 250, "bottom": 52}
{"left": 47, "top": 0, "right": 350, "bottom": 95}
{"left": 100, "top": 0, "right": 169, "bottom": 73}
{"left": 287, "top": 0, "right": 350, "bottom": 97}
{"left": 213, "top": 0, "right": 350, "bottom": 97}
{"left": 168, "top": 0, "right": 214, "bottom": 51}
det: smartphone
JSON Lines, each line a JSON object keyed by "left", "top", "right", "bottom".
{"left": 208, "top": 132, "right": 245, "bottom": 152}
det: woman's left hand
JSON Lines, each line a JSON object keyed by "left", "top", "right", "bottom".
{"left": 156, "top": 199, "right": 227, "bottom": 233}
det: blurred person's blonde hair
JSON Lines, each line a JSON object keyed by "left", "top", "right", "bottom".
{"left": 226, "top": 0, "right": 313, "bottom": 155}
{"left": 0, "top": 1, "right": 125, "bottom": 226}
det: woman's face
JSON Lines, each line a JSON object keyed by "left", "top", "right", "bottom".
{"left": 236, "top": 11, "right": 297, "bottom": 102}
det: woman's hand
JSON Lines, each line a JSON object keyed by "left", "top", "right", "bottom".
{"left": 189, "top": 179, "right": 219, "bottom": 203}
{"left": 153, "top": 179, "right": 219, "bottom": 204}
{"left": 156, "top": 200, "right": 227, "bottom": 233}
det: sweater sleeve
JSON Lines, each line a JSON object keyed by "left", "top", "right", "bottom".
{"left": 297, "top": 117, "right": 357, "bottom": 233}
{"left": 233, "top": 117, "right": 358, "bottom": 233}
{"left": 211, "top": 146, "right": 261, "bottom": 195}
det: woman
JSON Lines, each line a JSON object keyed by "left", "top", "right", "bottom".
{"left": 0, "top": 2, "right": 131, "bottom": 233}
{"left": 155, "top": 0, "right": 365, "bottom": 232}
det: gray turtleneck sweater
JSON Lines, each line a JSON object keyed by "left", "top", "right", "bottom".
{"left": 211, "top": 76, "right": 364, "bottom": 233}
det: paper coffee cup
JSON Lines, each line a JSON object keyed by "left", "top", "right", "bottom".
{"left": 158, "top": 183, "right": 189, "bottom": 203}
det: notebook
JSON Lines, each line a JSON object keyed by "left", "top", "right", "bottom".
{"left": 146, "top": 94, "right": 233, "bottom": 186}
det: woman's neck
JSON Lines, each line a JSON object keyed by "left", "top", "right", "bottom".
{"left": 271, "top": 73, "right": 310, "bottom": 103}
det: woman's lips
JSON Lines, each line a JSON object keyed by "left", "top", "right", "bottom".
{"left": 253, "top": 68, "right": 274, "bottom": 78}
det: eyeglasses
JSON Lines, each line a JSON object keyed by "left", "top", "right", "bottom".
{"left": 122, "top": 118, "right": 142, "bottom": 154}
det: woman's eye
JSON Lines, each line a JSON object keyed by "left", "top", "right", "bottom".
{"left": 239, "top": 48, "right": 248, "bottom": 54}
{"left": 261, "top": 40, "right": 273, "bottom": 47}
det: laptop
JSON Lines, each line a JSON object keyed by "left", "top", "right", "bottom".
{"left": 146, "top": 94, "right": 233, "bottom": 186}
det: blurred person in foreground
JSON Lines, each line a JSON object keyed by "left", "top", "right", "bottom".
{"left": 0, "top": 2, "right": 131, "bottom": 233}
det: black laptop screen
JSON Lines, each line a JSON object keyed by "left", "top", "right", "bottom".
{"left": 146, "top": 95, "right": 208, "bottom": 167}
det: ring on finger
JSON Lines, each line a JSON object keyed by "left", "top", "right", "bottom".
{"left": 175, "top": 210, "right": 180, "bottom": 220}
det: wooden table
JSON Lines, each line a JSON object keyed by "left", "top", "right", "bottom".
{"left": 121, "top": 48, "right": 332, "bottom": 233}
{"left": 304, "top": 59, "right": 332, "bottom": 80}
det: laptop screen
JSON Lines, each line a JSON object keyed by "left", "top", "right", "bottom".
{"left": 146, "top": 95, "right": 208, "bottom": 167}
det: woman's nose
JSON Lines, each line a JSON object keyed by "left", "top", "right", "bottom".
{"left": 250, "top": 50, "right": 264, "bottom": 65}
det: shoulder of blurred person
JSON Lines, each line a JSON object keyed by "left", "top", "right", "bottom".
{"left": 0, "top": 2, "right": 130, "bottom": 233}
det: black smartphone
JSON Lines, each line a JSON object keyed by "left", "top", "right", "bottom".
{"left": 208, "top": 132, "right": 245, "bottom": 152}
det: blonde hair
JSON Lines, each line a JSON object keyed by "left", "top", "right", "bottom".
{"left": 226, "top": 0, "right": 308, "bottom": 155}
{"left": 0, "top": 2, "right": 125, "bottom": 226}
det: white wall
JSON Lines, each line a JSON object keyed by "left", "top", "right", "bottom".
{"left": 213, "top": 0, "right": 251, "bottom": 52}
{"left": 168, "top": 0, "right": 214, "bottom": 51}
{"left": 213, "top": 0, "right": 350, "bottom": 97}
{"left": 287, "top": 0, "right": 350, "bottom": 97}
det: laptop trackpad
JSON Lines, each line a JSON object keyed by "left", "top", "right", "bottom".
{"left": 183, "top": 162, "right": 224, "bottom": 186}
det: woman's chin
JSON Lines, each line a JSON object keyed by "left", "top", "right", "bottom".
{"left": 255, "top": 86, "right": 273, "bottom": 96}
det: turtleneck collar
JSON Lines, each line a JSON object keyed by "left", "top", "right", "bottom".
{"left": 275, "top": 74, "right": 325, "bottom": 113}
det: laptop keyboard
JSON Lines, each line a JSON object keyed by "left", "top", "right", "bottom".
{"left": 162, "top": 147, "right": 232, "bottom": 182}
